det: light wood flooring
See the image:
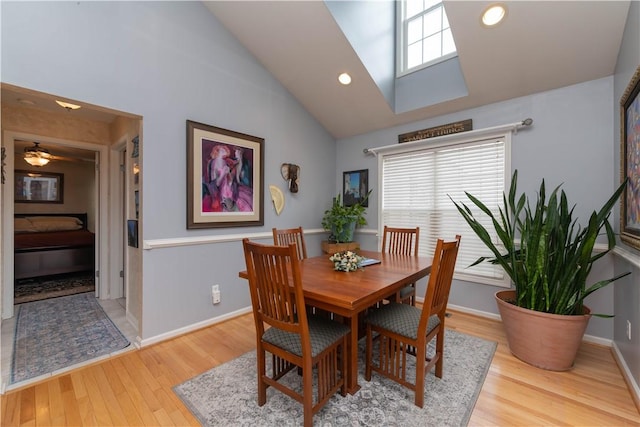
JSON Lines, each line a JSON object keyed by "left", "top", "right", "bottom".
{"left": 2, "top": 309, "right": 639, "bottom": 426}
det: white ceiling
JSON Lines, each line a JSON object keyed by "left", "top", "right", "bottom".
{"left": 204, "top": 0, "right": 630, "bottom": 139}
{"left": 1, "top": 1, "right": 631, "bottom": 148}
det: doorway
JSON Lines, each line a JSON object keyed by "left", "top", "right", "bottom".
{"left": 0, "top": 87, "right": 142, "bottom": 391}
{"left": 2, "top": 134, "right": 113, "bottom": 316}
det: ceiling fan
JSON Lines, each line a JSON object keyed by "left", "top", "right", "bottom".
{"left": 19, "top": 141, "right": 86, "bottom": 166}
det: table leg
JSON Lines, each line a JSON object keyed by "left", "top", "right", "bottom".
{"left": 346, "top": 314, "right": 361, "bottom": 394}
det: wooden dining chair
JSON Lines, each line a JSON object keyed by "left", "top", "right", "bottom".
{"left": 273, "top": 226, "right": 308, "bottom": 260}
{"left": 242, "top": 238, "right": 349, "bottom": 427}
{"left": 365, "top": 235, "right": 461, "bottom": 408}
{"left": 381, "top": 226, "right": 420, "bottom": 305}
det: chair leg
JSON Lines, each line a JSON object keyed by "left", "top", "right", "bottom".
{"left": 257, "top": 349, "right": 267, "bottom": 406}
{"left": 302, "top": 361, "right": 313, "bottom": 427}
{"left": 414, "top": 344, "right": 426, "bottom": 408}
{"left": 340, "top": 336, "right": 347, "bottom": 396}
{"left": 365, "top": 327, "right": 373, "bottom": 381}
{"left": 435, "top": 329, "right": 444, "bottom": 378}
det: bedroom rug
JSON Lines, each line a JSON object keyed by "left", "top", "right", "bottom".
{"left": 12, "top": 292, "right": 130, "bottom": 384}
{"left": 174, "top": 329, "right": 496, "bottom": 427}
{"left": 14, "top": 272, "right": 95, "bottom": 304}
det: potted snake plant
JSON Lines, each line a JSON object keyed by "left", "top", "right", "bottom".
{"left": 451, "top": 170, "right": 630, "bottom": 370}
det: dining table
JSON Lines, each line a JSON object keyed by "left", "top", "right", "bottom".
{"left": 239, "top": 249, "right": 432, "bottom": 394}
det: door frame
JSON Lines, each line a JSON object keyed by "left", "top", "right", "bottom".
{"left": 109, "top": 138, "right": 127, "bottom": 301}
{"left": 2, "top": 131, "right": 110, "bottom": 318}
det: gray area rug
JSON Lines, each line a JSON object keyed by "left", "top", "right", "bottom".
{"left": 174, "top": 329, "right": 496, "bottom": 426}
{"left": 12, "top": 292, "right": 130, "bottom": 384}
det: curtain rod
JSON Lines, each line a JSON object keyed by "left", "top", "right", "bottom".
{"left": 363, "top": 118, "right": 533, "bottom": 156}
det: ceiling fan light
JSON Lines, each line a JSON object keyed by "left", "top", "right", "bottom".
{"left": 24, "top": 142, "right": 52, "bottom": 167}
{"left": 24, "top": 155, "right": 51, "bottom": 167}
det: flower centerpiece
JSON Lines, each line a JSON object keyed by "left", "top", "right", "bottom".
{"left": 329, "top": 250, "right": 364, "bottom": 272}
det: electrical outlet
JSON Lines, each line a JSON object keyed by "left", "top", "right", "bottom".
{"left": 627, "top": 320, "right": 632, "bottom": 341}
{"left": 212, "top": 284, "right": 221, "bottom": 304}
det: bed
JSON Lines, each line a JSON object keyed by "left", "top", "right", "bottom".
{"left": 14, "top": 213, "right": 95, "bottom": 280}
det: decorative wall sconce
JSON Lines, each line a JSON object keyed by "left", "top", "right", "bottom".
{"left": 280, "top": 163, "right": 300, "bottom": 193}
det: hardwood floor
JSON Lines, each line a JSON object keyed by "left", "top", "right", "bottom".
{"left": 2, "top": 309, "right": 639, "bottom": 426}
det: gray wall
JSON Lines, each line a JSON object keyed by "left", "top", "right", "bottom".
{"left": 1, "top": 1, "right": 336, "bottom": 339}
{"left": 337, "top": 76, "right": 622, "bottom": 339}
{"left": 613, "top": 0, "right": 640, "bottom": 391}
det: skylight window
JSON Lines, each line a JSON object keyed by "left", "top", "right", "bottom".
{"left": 398, "top": 0, "right": 457, "bottom": 75}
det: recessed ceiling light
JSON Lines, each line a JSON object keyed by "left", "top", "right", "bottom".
{"left": 338, "top": 72, "right": 352, "bottom": 85}
{"left": 55, "top": 100, "right": 82, "bottom": 111}
{"left": 481, "top": 4, "right": 507, "bottom": 27}
{"left": 17, "top": 98, "right": 36, "bottom": 106}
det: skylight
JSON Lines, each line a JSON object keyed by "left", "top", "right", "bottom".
{"left": 398, "top": 0, "right": 457, "bottom": 75}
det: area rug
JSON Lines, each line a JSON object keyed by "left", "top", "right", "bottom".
{"left": 14, "top": 272, "right": 95, "bottom": 304}
{"left": 12, "top": 292, "right": 130, "bottom": 384}
{"left": 174, "top": 329, "right": 496, "bottom": 426}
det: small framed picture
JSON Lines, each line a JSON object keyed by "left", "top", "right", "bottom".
{"left": 127, "top": 219, "right": 138, "bottom": 248}
{"left": 343, "top": 169, "right": 368, "bottom": 207}
{"left": 15, "top": 170, "right": 64, "bottom": 203}
{"left": 134, "top": 190, "right": 139, "bottom": 219}
{"left": 131, "top": 135, "right": 139, "bottom": 158}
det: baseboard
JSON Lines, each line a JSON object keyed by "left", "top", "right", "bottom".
{"left": 446, "top": 303, "right": 501, "bottom": 321}
{"left": 581, "top": 334, "right": 613, "bottom": 347}
{"left": 139, "top": 306, "right": 253, "bottom": 347}
{"left": 612, "top": 341, "right": 640, "bottom": 413}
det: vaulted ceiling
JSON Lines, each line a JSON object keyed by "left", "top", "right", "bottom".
{"left": 2, "top": 1, "right": 631, "bottom": 147}
{"left": 204, "top": 1, "right": 630, "bottom": 139}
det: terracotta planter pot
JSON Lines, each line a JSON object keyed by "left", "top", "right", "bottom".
{"left": 495, "top": 290, "right": 592, "bottom": 371}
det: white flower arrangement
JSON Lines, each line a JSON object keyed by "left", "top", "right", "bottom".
{"left": 329, "top": 250, "right": 365, "bottom": 272}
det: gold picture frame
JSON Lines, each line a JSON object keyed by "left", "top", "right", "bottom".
{"left": 620, "top": 65, "right": 640, "bottom": 250}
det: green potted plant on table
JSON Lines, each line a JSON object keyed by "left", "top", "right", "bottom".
{"left": 451, "top": 170, "right": 629, "bottom": 371}
{"left": 321, "top": 191, "right": 370, "bottom": 253}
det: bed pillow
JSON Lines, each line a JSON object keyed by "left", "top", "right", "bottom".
{"left": 27, "top": 216, "right": 83, "bottom": 232}
{"left": 14, "top": 218, "right": 37, "bottom": 233}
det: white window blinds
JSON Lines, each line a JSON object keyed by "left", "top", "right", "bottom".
{"left": 381, "top": 136, "right": 510, "bottom": 286}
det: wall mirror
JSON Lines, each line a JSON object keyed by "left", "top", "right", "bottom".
{"left": 15, "top": 170, "right": 64, "bottom": 203}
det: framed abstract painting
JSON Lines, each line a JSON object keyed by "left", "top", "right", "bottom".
{"left": 621, "top": 66, "right": 640, "bottom": 250}
{"left": 187, "top": 120, "right": 264, "bottom": 229}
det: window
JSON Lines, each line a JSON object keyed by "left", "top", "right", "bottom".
{"left": 380, "top": 133, "right": 510, "bottom": 287}
{"left": 398, "top": 0, "right": 457, "bottom": 75}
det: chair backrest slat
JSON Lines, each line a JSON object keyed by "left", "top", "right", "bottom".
{"left": 273, "top": 226, "right": 308, "bottom": 260}
{"left": 243, "top": 239, "right": 309, "bottom": 337}
{"left": 382, "top": 226, "right": 420, "bottom": 256}
{"left": 419, "top": 235, "right": 461, "bottom": 332}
